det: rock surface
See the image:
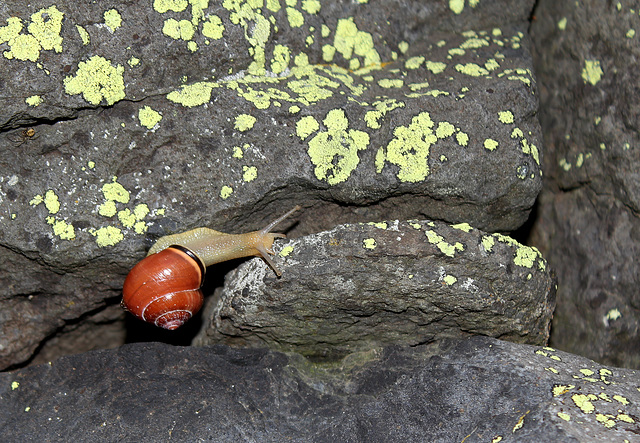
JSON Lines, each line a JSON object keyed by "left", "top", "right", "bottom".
{"left": 0, "top": 0, "right": 542, "bottom": 369}
{"left": 2, "top": 336, "right": 639, "bottom": 442}
{"left": 195, "top": 219, "right": 555, "bottom": 358}
{"left": 530, "top": 0, "right": 640, "bottom": 368}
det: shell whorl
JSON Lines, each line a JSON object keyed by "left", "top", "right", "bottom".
{"left": 122, "top": 246, "right": 205, "bottom": 330}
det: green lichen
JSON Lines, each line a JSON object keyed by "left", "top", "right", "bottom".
{"left": 368, "top": 221, "right": 388, "bottom": 229}
{"left": 202, "top": 15, "right": 224, "bottom": 39}
{"left": 582, "top": 60, "right": 603, "bottom": 85}
{"left": 443, "top": 274, "right": 457, "bottom": 285}
{"left": 117, "top": 208, "right": 136, "bottom": 228}
{"left": 513, "top": 245, "right": 539, "bottom": 268}
{"left": 481, "top": 235, "right": 494, "bottom": 252}
{"left": 64, "top": 56, "right": 125, "bottom": 106}
{"left": 306, "top": 109, "right": 369, "bottom": 185}
{"left": 405, "top": 56, "right": 425, "bottom": 69}
{"left": 220, "top": 185, "right": 233, "bottom": 199}
{"left": 104, "top": 9, "right": 122, "bottom": 33}
{"left": 301, "top": 0, "right": 321, "bottom": 14}
{"left": 557, "top": 17, "right": 567, "bottom": 30}
{"left": 153, "top": 0, "right": 188, "bottom": 13}
{"left": 279, "top": 245, "right": 294, "bottom": 257}
{"left": 436, "top": 122, "right": 455, "bottom": 139}
{"left": 455, "top": 63, "right": 489, "bottom": 77}
{"left": 102, "top": 178, "right": 130, "bottom": 203}
{"left": 47, "top": 217, "right": 75, "bottom": 240}
{"left": 138, "top": 106, "right": 163, "bottom": 129}
{"left": 25, "top": 95, "right": 43, "bottom": 106}
{"left": 461, "top": 37, "right": 489, "bottom": 50}
{"left": 605, "top": 308, "right": 622, "bottom": 322}
{"left": 296, "top": 115, "right": 320, "bottom": 139}
{"left": 28, "top": 6, "right": 64, "bottom": 52}
{"left": 378, "top": 78, "right": 403, "bottom": 88}
{"left": 484, "top": 58, "right": 500, "bottom": 71}
{"left": 243, "top": 165, "right": 257, "bottom": 182}
{"left": 234, "top": 114, "right": 257, "bottom": 131}
{"left": 271, "top": 44, "right": 291, "bottom": 74}
{"left": 498, "top": 110, "right": 514, "bottom": 124}
{"left": 363, "top": 238, "right": 376, "bottom": 249}
{"left": 0, "top": 6, "right": 64, "bottom": 62}
{"left": 364, "top": 98, "right": 405, "bottom": 129}
{"left": 331, "top": 17, "right": 381, "bottom": 67}
{"left": 93, "top": 226, "right": 124, "bottom": 247}
{"left": 449, "top": 0, "right": 465, "bottom": 14}
{"left": 134, "top": 221, "right": 148, "bottom": 234}
{"left": 456, "top": 131, "right": 469, "bottom": 146}
{"left": 426, "top": 230, "right": 464, "bottom": 257}
{"left": 167, "top": 81, "right": 217, "bottom": 107}
{"left": 572, "top": 394, "right": 596, "bottom": 414}
{"left": 425, "top": 60, "right": 447, "bottom": 74}
{"left": 232, "top": 145, "right": 244, "bottom": 158}
{"left": 4, "top": 33, "right": 40, "bottom": 62}
{"left": 451, "top": 222, "right": 472, "bottom": 232}
{"left": 382, "top": 112, "right": 436, "bottom": 182}
{"left": 44, "top": 190, "right": 60, "bottom": 214}
{"left": 99, "top": 200, "right": 117, "bottom": 217}
{"left": 484, "top": 139, "right": 498, "bottom": 151}
{"left": 163, "top": 18, "right": 195, "bottom": 40}
{"left": 76, "top": 25, "right": 90, "bottom": 45}
{"left": 133, "top": 204, "right": 150, "bottom": 221}
{"left": 286, "top": 6, "right": 304, "bottom": 28}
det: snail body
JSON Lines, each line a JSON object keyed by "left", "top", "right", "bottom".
{"left": 122, "top": 206, "right": 300, "bottom": 330}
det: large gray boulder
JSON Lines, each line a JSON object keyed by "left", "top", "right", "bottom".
{"left": 0, "top": 0, "right": 541, "bottom": 369}
{"left": 1, "top": 336, "right": 638, "bottom": 442}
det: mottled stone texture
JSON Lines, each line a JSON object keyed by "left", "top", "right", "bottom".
{"left": 0, "top": 0, "right": 541, "bottom": 369}
{"left": 195, "top": 220, "right": 555, "bottom": 357}
{"left": 2, "top": 337, "right": 639, "bottom": 442}
{"left": 531, "top": 0, "right": 640, "bottom": 368}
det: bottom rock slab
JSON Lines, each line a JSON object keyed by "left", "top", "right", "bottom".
{"left": 1, "top": 336, "right": 638, "bottom": 442}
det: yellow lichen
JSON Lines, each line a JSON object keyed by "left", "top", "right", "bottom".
{"left": 383, "top": 112, "right": 436, "bottom": 182}
{"left": 64, "top": 56, "right": 125, "bottom": 105}
{"left": 582, "top": 60, "right": 603, "bottom": 86}
{"left": 138, "top": 106, "right": 163, "bottom": 130}
{"left": 242, "top": 165, "right": 257, "bottom": 182}
{"left": 306, "top": 109, "right": 369, "bottom": 185}
{"left": 220, "top": 185, "right": 233, "bottom": 199}
{"left": 93, "top": 226, "right": 124, "bottom": 247}
{"left": 234, "top": 114, "right": 257, "bottom": 132}
{"left": 104, "top": 9, "right": 122, "bottom": 33}
{"left": 279, "top": 245, "right": 294, "bottom": 256}
{"left": 363, "top": 238, "right": 376, "bottom": 249}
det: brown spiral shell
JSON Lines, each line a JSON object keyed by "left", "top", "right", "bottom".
{"left": 122, "top": 245, "right": 205, "bottom": 330}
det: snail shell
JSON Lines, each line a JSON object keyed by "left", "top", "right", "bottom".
{"left": 122, "top": 245, "right": 205, "bottom": 330}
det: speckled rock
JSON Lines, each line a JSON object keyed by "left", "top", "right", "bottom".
{"left": 530, "top": 0, "right": 640, "bottom": 368}
{"left": 0, "top": 1, "right": 542, "bottom": 368}
{"left": 194, "top": 219, "right": 555, "bottom": 358}
{"left": 2, "top": 337, "right": 639, "bottom": 442}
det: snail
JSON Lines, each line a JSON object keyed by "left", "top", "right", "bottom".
{"left": 121, "top": 205, "right": 300, "bottom": 330}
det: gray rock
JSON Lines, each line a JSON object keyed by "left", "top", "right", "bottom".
{"left": 195, "top": 220, "right": 555, "bottom": 358}
{"left": 530, "top": 0, "right": 640, "bottom": 368}
{"left": 2, "top": 336, "right": 639, "bottom": 442}
{"left": 0, "top": 0, "right": 542, "bottom": 368}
